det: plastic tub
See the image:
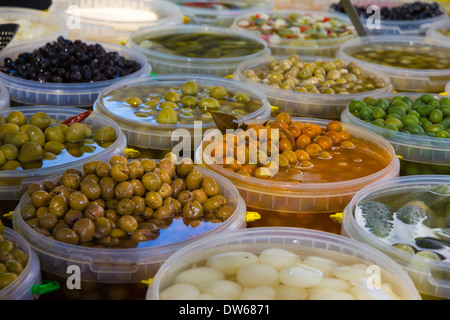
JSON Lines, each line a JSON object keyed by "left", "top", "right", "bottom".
{"left": 195, "top": 117, "right": 400, "bottom": 234}
{"left": 0, "top": 7, "right": 68, "bottom": 45}
{"left": 0, "top": 39, "right": 151, "bottom": 107}
{"left": 426, "top": 17, "right": 450, "bottom": 42}
{"left": 0, "top": 106, "right": 127, "bottom": 202}
{"left": 0, "top": 228, "right": 41, "bottom": 300}
{"left": 341, "top": 175, "right": 450, "bottom": 299}
{"left": 233, "top": 55, "right": 392, "bottom": 119}
{"left": 12, "top": 166, "right": 247, "bottom": 300}
{"left": 336, "top": 35, "right": 450, "bottom": 93}
{"left": 146, "top": 227, "right": 421, "bottom": 300}
{"left": 327, "top": 0, "right": 448, "bottom": 35}
{"left": 170, "top": 0, "right": 274, "bottom": 26}
{"left": 49, "top": 0, "right": 184, "bottom": 44}
{"left": 0, "top": 81, "right": 10, "bottom": 110}
{"left": 94, "top": 74, "right": 271, "bottom": 152}
{"left": 126, "top": 24, "right": 271, "bottom": 77}
{"left": 231, "top": 9, "right": 357, "bottom": 57}
{"left": 341, "top": 94, "right": 450, "bottom": 170}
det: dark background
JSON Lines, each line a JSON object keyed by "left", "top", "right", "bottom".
{"left": 0, "top": 0, "right": 51, "bottom": 10}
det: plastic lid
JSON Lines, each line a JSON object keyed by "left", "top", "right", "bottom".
{"left": 0, "top": 228, "right": 41, "bottom": 300}
{"left": 336, "top": 35, "right": 450, "bottom": 93}
{"left": 231, "top": 9, "right": 357, "bottom": 56}
{"left": 94, "top": 74, "right": 271, "bottom": 150}
{"left": 341, "top": 175, "right": 450, "bottom": 299}
{"left": 12, "top": 165, "right": 247, "bottom": 283}
{"left": 146, "top": 227, "right": 421, "bottom": 300}
{"left": 0, "top": 39, "right": 151, "bottom": 107}
{"left": 233, "top": 54, "right": 392, "bottom": 119}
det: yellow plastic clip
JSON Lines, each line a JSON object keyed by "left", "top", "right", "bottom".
{"left": 183, "top": 16, "right": 190, "bottom": 24}
{"left": 329, "top": 212, "right": 343, "bottom": 224}
{"left": 270, "top": 105, "right": 279, "bottom": 113}
{"left": 246, "top": 211, "right": 261, "bottom": 222}
{"left": 141, "top": 278, "right": 153, "bottom": 286}
{"left": 120, "top": 40, "right": 126, "bottom": 46}
{"left": 397, "top": 155, "right": 403, "bottom": 160}
{"left": 124, "top": 148, "right": 141, "bottom": 158}
{"left": 3, "top": 211, "right": 14, "bottom": 220}
{"left": 224, "top": 74, "right": 233, "bottom": 79}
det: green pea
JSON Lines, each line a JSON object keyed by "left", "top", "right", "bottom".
{"left": 425, "top": 124, "right": 445, "bottom": 133}
{"left": 406, "top": 124, "right": 425, "bottom": 135}
{"left": 417, "top": 105, "right": 435, "bottom": 117}
{"left": 388, "top": 106, "right": 406, "bottom": 117}
{"left": 401, "top": 115, "right": 419, "bottom": 127}
{"left": 384, "top": 118, "right": 404, "bottom": 130}
{"left": 372, "top": 107, "right": 386, "bottom": 120}
{"left": 348, "top": 100, "right": 366, "bottom": 112}
{"left": 360, "top": 106, "right": 373, "bottom": 120}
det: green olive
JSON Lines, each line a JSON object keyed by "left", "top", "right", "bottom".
{"left": 201, "top": 176, "right": 221, "bottom": 197}
{"left": 209, "top": 86, "right": 228, "bottom": 99}
{"left": 18, "top": 142, "right": 44, "bottom": 163}
{"left": 181, "top": 81, "right": 199, "bottom": 95}
{"left": 65, "top": 123, "right": 86, "bottom": 142}
{"left": 26, "top": 125, "right": 46, "bottom": 146}
{"left": 0, "top": 144, "right": 18, "bottom": 160}
{"left": 93, "top": 126, "right": 116, "bottom": 143}
{"left": 185, "top": 169, "right": 203, "bottom": 190}
{"left": 163, "top": 91, "right": 181, "bottom": 102}
{"left": 176, "top": 157, "right": 194, "bottom": 178}
{"left": 180, "top": 96, "right": 198, "bottom": 108}
{"left": 4, "top": 130, "right": 29, "bottom": 149}
{"left": 44, "top": 140, "right": 65, "bottom": 155}
{"left": 0, "top": 150, "right": 5, "bottom": 166}
{"left": 44, "top": 126, "right": 65, "bottom": 143}
{"left": 157, "top": 107, "right": 178, "bottom": 124}
{"left": 55, "top": 227, "right": 79, "bottom": 245}
{"left": 182, "top": 200, "right": 204, "bottom": 219}
{"left": 198, "top": 97, "right": 220, "bottom": 110}
{"left": 0, "top": 272, "right": 18, "bottom": 289}
{"left": 72, "top": 218, "right": 95, "bottom": 242}
{"left": 6, "top": 111, "right": 27, "bottom": 127}
{"left": 117, "top": 215, "right": 138, "bottom": 233}
{"left": 0, "top": 123, "right": 20, "bottom": 140}
{"left": 29, "top": 112, "right": 51, "bottom": 131}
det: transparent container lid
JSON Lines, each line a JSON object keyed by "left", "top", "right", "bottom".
{"left": 147, "top": 227, "right": 421, "bottom": 300}
{"left": 233, "top": 54, "right": 392, "bottom": 119}
{"left": 13, "top": 166, "right": 247, "bottom": 284}
{"left": 0, "top": 39, "right": 151, "bottom": 107}
{"left": 341, "top": 175, "right": 450, "bottom": 299}
{"left": 336, "top": 35, "right": 450, "bottom": 93}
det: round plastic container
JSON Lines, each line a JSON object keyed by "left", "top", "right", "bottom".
{"left": 94, "top": 74, "right": 271, "bottom": 152}
{"left": 170, "top": 0, "right": 274, "bottom": 26}
{"left": 49, "top": 0, "right": 184, "bottom": 44}
{"left": 341, "top": 94, "right": 450, "bottom": 169}
{"left": 426, "top": 17, "right": 450, "bottom": 42}
{"left": 0, "top": 39, "right": 150, "bottom": 107}
{"left": 341, "top": 175, "right": 450, "bottom": 299}
{"left": 336, "top": 35, "right": 450, "bottom": 93}
{"left": 231, "top": 9, "right": 357, "bottom": 57}
{"left": 233, "top": 55, "right": 392, "bottom": 119}
{"left": 12, "top": 166, "right": 247, "bottom": 300}
{"left": 327, "top": 0, "right": 448, "bottom": 35}
{"left": 0, "top": 81, "right": 10, "bottom": 110}
{"left": 0, "top": 228, "right": 41, "bottom": 300}
{"left": 0, "top": 7, "right": 68, "bottom": 46}
{"left": 126, "top": 24, "right": 271, "bottom": 77}
{"left": 146, "top": 227, "right": 421, "bottom": 300}
{"left": 0, "top": 106, "right": 127, "bottom": 202}
{"left": 195, "top": 117, "right": 400, "bottom": 234}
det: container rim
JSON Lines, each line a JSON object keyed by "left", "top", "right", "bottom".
{"left": 231, "top": 8, "right": 357, "bottom": 47}
{"left": 195, "top": 116, "right": 399, "bottom": 193}
{"left": 233, "top": 54, "right": 393, "bottom": 103}
{"left": 0, "top": 39, "right": 151, "bottom": 93}
{"left": 0, "top": 106, "right": 126, "bottom": 179}
{"left": 174, "top": 0, "right": 274, "bottom": 16}
{"left": 49, "top": 0, "right": 183, "bottom": 26}
{"left": 426, "top": 17, "right": 450, "bottom": 42}
{"left": 94, "top": 73, "right": 271, "bottom": 130}
{"left": 340, "top": 93, "right": 450, "bottom": 152}
{"left": 12, "top": 165, "right": 246, "bottom": 265}
{"left": 336, "top": 35, "right": 450, "bottom": 76}
{"left": 127, "top": 24, "right": 270, "bottom": 65}
{"left": 342, "top": 174, "right": 450, "bottom": 272}
{"left": 147, "top": 226, "right": 422, "bottom": 300}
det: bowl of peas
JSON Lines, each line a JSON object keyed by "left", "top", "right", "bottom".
{"left": 341, "top": 93, "right": 450, "bottom": 176}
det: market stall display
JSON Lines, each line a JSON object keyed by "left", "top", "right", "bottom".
{"left": 126, "top": 24, "right": 270, "bottom": 76}
{"left": 94, "top": 74, "right": 270, "bottom": 152}
{"left": 146, "top": 227, "right": 421, "bottom": 300}
{"left": 195, "top": 115, "right": 400, "bottom": 234}
{"left": 13, "top": 157, "right": 246, "bottom": 300}
{"left": 49, "top": 0, "right": 184, "bottom": 45}
{"left": 341, "top": 94, "right": 450, "bottom": 175}
{"left": 328, "top": 0, "right": 447, "bottom": 35}
{"left": 0, "top": 227, "right": 41, "bottom": 300}
{"left": 0, "top": 7, "right": 68, "bottom": 45}
{"left": 0, "top": 37, "right": 150, "bottom": 107}
{"left": 337, "top": 35, "right": 450, "bottom": 93}
{"left": 231, "top": 10, "right": 356, "bottom": 57}
{"left": 342, "top": 175, "right": 450, "bottom": 299}
{"left": 170, "top": 0, "right": 274, "bottom": 26}
{"left": 233, "top": 54, "right": 391, "bottom": 119}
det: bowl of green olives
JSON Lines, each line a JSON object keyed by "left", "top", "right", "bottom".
{"left": 341, "top": 93, "right": 450, "bottom": 174}
{"left": 94, "top": 74, "right": 271, "bottom": 151}
{"left": 0, "top": 227, "right": 41, "bottom": 300}
{"left": 342, "top": 175, "right": 450, "bottom": 299}
{"left": 0, "top": 38, "right": 151, "bottom": 107}
{"left": 12, "top": 155, "right": 247, "bottom": 300}
{"left": 231, "top": 9, "right": 357, "bottom": 57}
{"left": 126, "top": 24, "right": 270, "bottom": 77}
{"left": 233, "top": 54, "right": 391, "bottom": 119}
{"left": 336, "top": 35, "right": 450, "bottom": 93}
{"left": 0, "top": 106, "right": 127, "bottom": 201}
